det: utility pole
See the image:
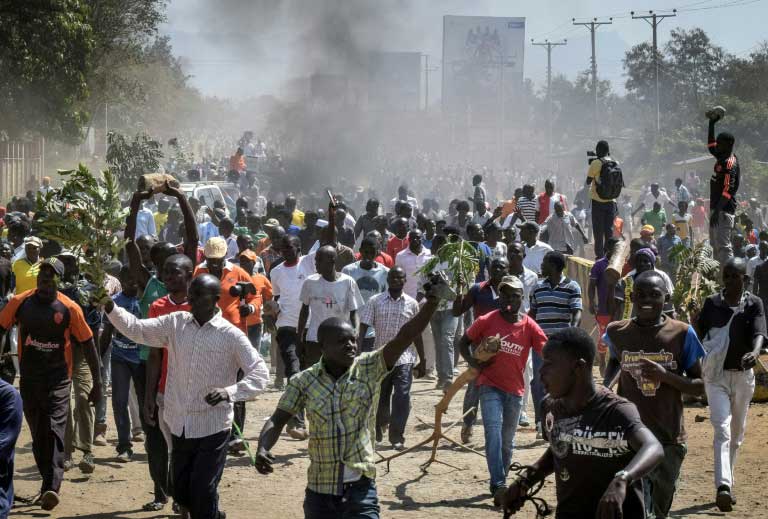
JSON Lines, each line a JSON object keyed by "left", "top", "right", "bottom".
{"left": 572, "top": 17, "right": 612, "bottom": 139}
{"left": 532, "top": 39, "right": 567, "bottom": 164}
{"left": 422, "top": 54, "right": 439, "bottom": 111}
{"left": 631, "top": 9, "right": 676, "bottom": 137}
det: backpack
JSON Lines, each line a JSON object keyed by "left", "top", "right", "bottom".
{"left": 596, "top": 158, "right": 624, "bottom": 200}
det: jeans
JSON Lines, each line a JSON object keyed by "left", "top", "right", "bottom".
{"left": 705, "top": 369, "right": 755, "bottom": 490}
{"left": 111, "top": 357, "right": 144, "bottom": 453}
{"left": 479, "top": 385, "right": 523, "bottom": 491}
{"left": 531, "top": 351, "right": 546, "bottom": 425}
{"left": 430, "top": 310, "right": 457, "bottom": 384}
{"left": 709, "top": 212, "right": 735, "bottom": 265}
{"left": 304, "top": 477, "right": 379, "bottom": 519}
{"left": 643, "top": 443, "right": 687, "bottom": 519}
{"left": 172, "top": 429, "right": 229, "bottom": 519}
{"left": 376, "top": 364, "right": 413, "bottom": 444}
{"left": 591, "top": 200, "right": 617, "bottom": 258}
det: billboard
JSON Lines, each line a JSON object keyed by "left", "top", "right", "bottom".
{"left": 442, "top": 16, "right": 525, "bottom": 119}
{"left": 367, "top": 52, "right": 422, "bottom": 112}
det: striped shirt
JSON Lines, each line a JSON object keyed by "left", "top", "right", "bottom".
{"left": 277, "top": 350, "right": 390, "bottom": 496}
{"left": 106, "top": 305, "right": 270, "bottom": 439}
{"left": 530, "top": 275, "right": 583, "bottom": 336}
{"left": 517, "top": 196, "right": 538, "bottom": 222}
{"left": 360, "top": 291, "right": 419, "bottom": 366}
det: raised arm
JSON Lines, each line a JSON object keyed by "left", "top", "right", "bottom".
{"left": 164, "top": 182, "right": 199, "bottom": 264}
{"left": 104, "top": 301, "right": 171, "bottom": 349}
{"left": 125, "top": 191, "right": 153, "bottom": 290}
{"left": 707, "top": 118, "right": 718, "bottom": 157}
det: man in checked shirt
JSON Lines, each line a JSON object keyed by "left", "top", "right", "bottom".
{"left": 255, "top": 275, "right": 446, "bottom": 518}
{"left": 103, "top": 274, "right": 269, "bottom": 519}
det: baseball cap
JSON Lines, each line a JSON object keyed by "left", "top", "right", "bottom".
{"left": 39, "top": 257, "right": 65, "bottom": 278}
{"left": 497, "top": 275, "right": 524, "bottom": 293}
{"left": 24, "top": 236, "right": 42, "bottom": 248}
{"left": 263, "top": 218, "right": 280, "bottom": 228}
{"left": 640, "top": 224, "right": 655, "bottom": 236}
{"left": 515, "top": 221, "right": 540, "bottom": 233}
{"left": 239, "top": 249, "right": 258, "bottom": 262}
{"left": 204, "top": 237, "right": 228, "bottom": 259}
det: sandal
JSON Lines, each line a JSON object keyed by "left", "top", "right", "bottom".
{"left": 142, "top": 500, "right": 167, "bottom": 511}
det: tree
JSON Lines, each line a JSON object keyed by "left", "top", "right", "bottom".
{"left": 0, "top": 1, "right": 93, "bottom": 143}
{"left": 106, "top": 132, "right": 163, "bottom": 192}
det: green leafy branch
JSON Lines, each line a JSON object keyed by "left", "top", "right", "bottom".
{"left": 35, "top": 164, "right": 127, "bottom": 300}
{"left": 670, "top": 242, "right": 720, "bottom": 321}
{"left": 418, "top": 240, "right": 480, "bottom": 293}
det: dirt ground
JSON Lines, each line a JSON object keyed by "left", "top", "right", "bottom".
{"left": 10, "top": 365, "right": 768, "bottom": 519}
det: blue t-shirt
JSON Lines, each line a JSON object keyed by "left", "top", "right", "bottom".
{"left": 468, "top": 282, "right": 502, "bottom": 318}
{"left": 470, "top": 242, "right": 493, "bottom": 282}
{"left": 0, "top": 379, "right": 22, "bottom": 517}
{"left": 107, "top": 292, "right": 142, "bottom": 364}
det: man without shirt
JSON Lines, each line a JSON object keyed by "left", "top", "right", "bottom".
{"left": 603, "top": 270, "right": 705, "bottom": 519}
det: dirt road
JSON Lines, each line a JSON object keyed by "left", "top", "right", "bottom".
{"left": 10, "top": 372, "right": 768, "bottom": 518}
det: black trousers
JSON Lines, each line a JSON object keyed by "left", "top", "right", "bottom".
{"left": 276, "top": 326, "right": 301, "bottom": 380}
{"left": 591, "top": 200, "right": 617, "bottom": 258}
{"left": 172, "top": 429, "right": 230, "bottom": 519}
{"left": 20, "top": 377, "right": 70, "bottom": 493}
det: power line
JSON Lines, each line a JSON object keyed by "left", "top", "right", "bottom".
{"left": 572, "top": 18, "right": 613, "bottom": 139}
{"left": 631, "top": 9, "right": 678, "bottom": 136}
{"left": 532, "top": 39, "right": 568, "bottom": 163}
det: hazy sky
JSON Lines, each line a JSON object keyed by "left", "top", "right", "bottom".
{"left": 162, "top": 0, "right": 768, "bottom": 100}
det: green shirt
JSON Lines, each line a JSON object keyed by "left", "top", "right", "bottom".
{"left": 641, "top": 209, "right": 667, "bottom": 236}
{"left": 138, "top": 275, "right": 167, "bottom": 360}
{"left": 234, "top": 226, "right": 267, "bottom": 241}
{"left": 277, "top": 350, "right": 390, "bottom": 496}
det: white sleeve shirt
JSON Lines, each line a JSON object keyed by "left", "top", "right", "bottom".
{"left": 106, "top": 306, "right": 269, "bottom": 439}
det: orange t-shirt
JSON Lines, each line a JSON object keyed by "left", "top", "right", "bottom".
{"left": 193, "top": 264, "right": 255, "bottom": 332}
{"left": 0, "top": 289, "right": 93, "bottom": 380}
{"left": 246, "top": 273, "right": 273, "bottom": 326}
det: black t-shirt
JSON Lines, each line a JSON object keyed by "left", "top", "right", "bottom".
{"left": 698, "top": 292, "right": 766, "bottom": 370}
{"left": 541, "top": 387, "right": 646, "bottom": 519}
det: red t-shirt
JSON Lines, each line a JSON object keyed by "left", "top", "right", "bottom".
{"left": 466, "top": 312, "right": 547, "bottom": 396}
{"left": 148, "top": 295, "right": 191, "bottom": 394}
{"left": 386, "top": 236, "right": 409, "bottom": 259}
{"left": 692, "top": 206, "right": 707, "bottom": 227}
{"left": 537, "top": 192, "right": 568, "bottom": 224}
{"left": 353, "top": 252, "right": 394, "bottom": 268}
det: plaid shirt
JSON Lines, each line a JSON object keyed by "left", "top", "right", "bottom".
{"left": 360, "top": 291, "right": 419, "bottom": 366}
{"left": 277, "top": 350, "right": 390, "bottom": 495}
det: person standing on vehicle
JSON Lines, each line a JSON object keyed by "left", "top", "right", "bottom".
{"left": 586, "top": 140, "right": 624, "bottom": 258}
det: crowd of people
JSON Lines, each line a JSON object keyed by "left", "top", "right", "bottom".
{"left": 0, "top": 113, "right": 765, "bottom": 519}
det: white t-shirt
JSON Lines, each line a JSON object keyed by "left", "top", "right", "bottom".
{"left": 341, "top": 262, "right": 389, "bottom": 338}
{"left": 747, "top": 256, "right": 763, "bottom": 280}
{"left": 300, "top": 272, "right": 364, "bottom": 342}
{"left": 642, "top": 189, "right": 673, "bottom": 211}
{"left": 523, "top": 241, "right": 554, "bottom": 275}
{"left": 270, "top": 256, "right": 314, "bottom": 329}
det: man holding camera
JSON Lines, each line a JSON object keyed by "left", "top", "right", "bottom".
{"left": 586, "top": 140, "right": 623, "bottom": 258}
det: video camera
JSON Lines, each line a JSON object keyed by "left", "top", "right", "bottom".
{"left": 229, "top": 281, "right": 256, "bottom": 300}
{"left": 587, "top": 150, "right": 598, "bottom": 166}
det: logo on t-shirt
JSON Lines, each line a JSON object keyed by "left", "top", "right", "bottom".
{"left": 25, "top": 335, "right": 61, "bottom": 352}
{"left": 498, "top": 334, "right": 525, "bottom": 356}
{"left": 54, "top": 312, "right": 63, "bottom": 324}
{"left": 546, "top": 412, "right": 631, "bottom": 459}
{"left": 621, "top": 350, "right": 677, "bottom": 397}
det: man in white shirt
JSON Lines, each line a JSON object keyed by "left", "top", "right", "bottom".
{"left": 39, "top": 176, "right": 53, "bottom": 197}
{"left": 389, "top": 184, "right": 419, "bottom": 214}
{"left": 634, "top": 182, "right": 674, "bottom": 217}
{"left": 747, "top": 240, "right": 768, "bottom": 287}
{"left": 517, "top": 222, "right": 553, "bottom": 275}
{"left": 104, "top": 274, "right": 269, "bottom": 519}
{"left": 541, "top": 202, "right": 588, "bottom": 254}
{"left": 395, "top": 230, "right": 432, "bottom": 299}
{"left": 135, "top": 201, "right": 157, "bottom": 239}
{"left": 297, "top": 246, "right": 364, "bottom": 369}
